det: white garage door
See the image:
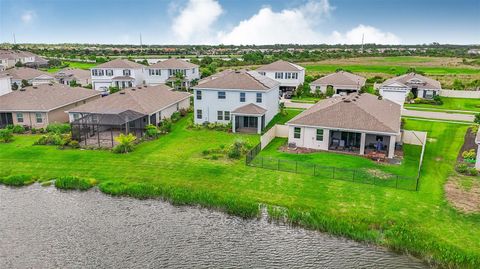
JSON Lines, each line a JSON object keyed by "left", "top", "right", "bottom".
{"left": 380, "top": 90, "right": 408, "bottom": 106}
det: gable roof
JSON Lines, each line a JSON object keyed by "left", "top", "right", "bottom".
{"left": 287, "top": 93, "right": 401, "bottom": 134}
{"left": 148, "top": 58, "right": 198, "bottom": 69}
{"left": 95, "top": 59, "right": 144, "bottom": 69}
{"left": 55, "top": 68, "right": 91, "bottom": 80}
{"left": 0, "top": 84, "right": 100, "bottom": 112}
{"left": 0, "top": 67, "right": 52, "bottom": 80}
{"left": 256, "top": 60, "right": 304, "bottom": 72}
{"left": 68, "top": 84, "right": 191, "bottom": 115}
{"left": 379, "top": 72, "right": 441, "bottom": 89}
{"left": 232, "top": 103, "right": 267, "bottom": 115}
{"left": 193, "top": 70, "right": 279, "bottom": 91}
{"left": 311, "top": 71, "right": 366, "bottom": 87}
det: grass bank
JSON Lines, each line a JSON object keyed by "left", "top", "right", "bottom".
{"left": 0, "top": 116, "right": 479, "bottom": 267}
{"left": 405, "top": 97, "right": 480, "bottom": 113}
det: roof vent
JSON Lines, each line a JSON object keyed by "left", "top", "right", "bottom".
{"left": 48, "top": 83, "right": 53, "bottom": 86}
{"left": 119, "top": 92, "right": 126, "bottom": 95}
{"left": 235, "top": 70, "right": 241, "bottom": 73}
{"left": 377, "top": 96, "right": 383, "bottom": 100}
{"left": 19, "top": 88, "right": 26, "bottom": 91}
{"left": 131, "top": 88, "right": 136, "bottom": 91}
{"left": 343, "top": 99, "right": 351, "bottom": 103}
{"left": 33, "top": 86, "right": 38, "bottom": 89}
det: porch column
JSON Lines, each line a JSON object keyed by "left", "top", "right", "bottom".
{"left": 257, "top": 116, "right": 261, "bottom": 134}
{"left": 359, "top": 132, "right": 366, "bottom": 155}
{"left": 232, "top": 115, "right": 236, "bottom": 133}
{"left": 388, "top": 135, "right": 396, "bottom": 159}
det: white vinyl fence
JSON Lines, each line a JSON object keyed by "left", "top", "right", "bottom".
{"left": 402, "top": 130, "right": 427, "bottom": 146}
{"left": 261, "top": 124, "right": 289, "bottom": 149}
{"left": 439, "top": 90, "right": 480, "bottom": 98}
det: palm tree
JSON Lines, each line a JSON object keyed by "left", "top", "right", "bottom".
{"left": 113, "top": 133, "right": 136, "bottom": 153}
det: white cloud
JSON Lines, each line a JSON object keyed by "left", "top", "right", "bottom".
{"left": 21, "top": 10, "right": 36, "bottom": 24}
{"left": 329, "top": 24, "right": 401, "bottom": 45}
{"left": 171, "top": 0, "right": 223, "bottom": 43}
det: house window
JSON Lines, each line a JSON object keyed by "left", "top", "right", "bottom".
{"left": 217, "top": 111, "right": 223, "bottom": 120}
{"left": 16, "top": 113, "right": 24, "bottom": 123}
{"left": 73, "top": 113, "right": 80, "bottom": 121}
{"left": 293, "top": 73, "right": 298, "bottom": 79}
{"left": 424, "top": 90, "right": 434, "bottom": 99}
{"left": 192, "top": 68, "right": 195, "bottom": 74}
{"left": 106, "top": 69, "right": 113, "bottom": 76}
{"left": 294, "top": 127, "right": 301, "bottom": 139}
{"left": 218, "top": 91, "right": 226, "bottom": 99}
{"left": 256, "top": 93, "right": 262, "bottom": 103}
{"left": 224, "top": 111, "right": 230, "bottom": 121}
{"left": 196, "top": 90, "right": 202, "bottom": 100}
{"left": 123, "top": 69, "right": 131, "bottom": 76}
{"left": 275, "top": 72, "right": 283, "bottom": 79}
{"left": 258, "top": 72, "right": 266, "bottom": 76}
{"left": 35, "top": 113, "right": 43, "bottom": 123}
{"left": 286, "top": 73, "right": 292, "bottom": 79}
{"left": 149, "top": 69, "right": 160, "bottom": 76}
{"left": 196, "top": 109, "right": 202, "bottom": 119}
{"left": 92, "top": 69, "right": 104, "bottom": 76}
{"left": 316, "top": 129, "right": 324, "bottom": 141}
{"left": 240, "top": 92, "right": 245, "bottom": 102}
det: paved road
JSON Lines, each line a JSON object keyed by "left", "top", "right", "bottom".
{"left": 401, "top": 109, "right": 474, "bottom": 122}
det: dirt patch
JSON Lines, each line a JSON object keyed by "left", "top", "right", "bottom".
{"left": 457, "top": 127, "right": 477, "bottom": 163}
{"left": 279, "top": 145, "right": 320, "bottom": 154}
{"left": 366, "top": 168, "right": 393, "bottom": 179}
{"left": 445, "top": 175, "right": 480, "bottom": 214}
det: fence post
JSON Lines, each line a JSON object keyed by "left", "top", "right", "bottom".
{"left": 332, "top": 167, "right": 335, "bottom": 179}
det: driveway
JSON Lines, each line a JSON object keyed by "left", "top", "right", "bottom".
{"left": 402, "top": 109, "right": 474, "bottom": 122}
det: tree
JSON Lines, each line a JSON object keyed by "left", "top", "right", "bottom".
{"left": 11, "top": 82, "right": 19, "bottom": 91}
{"left": 475, "top": 113, "right": 480, "bottom": 125}
{"left": 21, "top": 79, "right": 30, "bottom": 88}
{"left": 15, "top": 61, "right": 24, "bottom": 68}
{"left": 69, "top": 80, "right": 79, "bottom": 87}
{"left": 109, "top": 86, "right": 120, "bottom": 94}
{"left": 325, "top": 85, "right": 335, "bottom": 97}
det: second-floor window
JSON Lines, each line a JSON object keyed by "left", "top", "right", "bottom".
{"left": 218, "top": 91, "right": 226, "bottom": 99}
{"left": 92, "top": 69, "right": 104, "bottom": 76}
{"left": 106, "top": 69, "right": 113, "bottom": 76}
{"left": 286, "top": 72, "right": 292, "bottom": 79}
{"left": 275, "top": 72, "right": 283, "bottom": 79}
{"left": 256, "top": 93, "right": 262, "bottom": 103}
{"left": 292, "top": 72, "right": 298, "bottom": 79}
{"left": 149, "top": 69, "right": 160, "bottom": 76}
{"left": 240, "top": 92, "right": 245, "bottom": 102}
{"left": 196, "top": 90, "right": 202, "bottom": 100}
{"left": 258, "top": 72, "right": 266, "bottom": 76}
{"left": 123, "top": 69, "right": 131, "bottom": 76}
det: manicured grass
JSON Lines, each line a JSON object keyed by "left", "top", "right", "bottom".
{"left": 54, "top": 176, "right": 97, "bottom": 191}
{"left": 0, "top": 116, "right": 479, "bottom": 267}
{"left": 45, "top": 61, "right": 98, "bottom": 73}
{"left": 0, "top": 174, "right": 36, "bottom": 186}
{"left": 291, "top": 96, "right": 322, "bottom": 103}
{"left": 305, "top": 64, "right": 480, "bottom": 75}
{"left": 264, "top": 109, "right": 303, "bottom": 131}
{"left": 405, "top": 97, "right": 480, "bottom": 113}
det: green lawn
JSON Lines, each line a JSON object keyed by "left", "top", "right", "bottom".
{"left": 305, "top": 64, "right": 480, "bottom": 75}
{"left": 264, "top": 108, "right": 303, "bottom": 131}
{"left": 0, "top": 116, "right": 479, "bottom": 267}
{"left": 45, "top": 61, "right": 98, "bottom": 73}
{"left": 405, "top": 97, "right": 480, "bottom": 113}
{"left": 291, "top": 96, "right": 322, "bottom": 103}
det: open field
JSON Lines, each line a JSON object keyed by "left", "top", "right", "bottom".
{"left": 0, "top": 116, "right": 479, "bottom": 267}
{"left": 405, "top": 97, "right": 480, "bottom": 113}
{"left": 45, "top": 61, "right": 98, "bottom": 73}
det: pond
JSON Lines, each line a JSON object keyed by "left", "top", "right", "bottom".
{"left": 0, "top": 185, "right": 427, "bottom": 268}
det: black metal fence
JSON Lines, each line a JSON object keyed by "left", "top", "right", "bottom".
{"left": 246, "top": 144, "right": 419, "bottom": 191}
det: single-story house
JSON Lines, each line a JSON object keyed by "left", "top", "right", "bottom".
{"left": 67, "top": 84, "right": 191, "bottom": 126}
{"left": 310, "top": 71, "right": 366, "bottom": 95}
{"left": 376, "top": 72, "right": 441, "bottom": 105}
{"left": 0, "top": 84, "right": 101, "bottom": 129}
{"left": 55, "top": 68, "right": 91, "bottom": 86}
{"left": 286, "top": 93, "right": 401, "bottom": 159}
{"left": 255, "top": 60, "right": 305, "bottom": 92}
{"left": 476, "top": 129, "right": 480, "bottom": 170}
{"left": 0, "top": 67, "right": 54, "bottom": 88}
{"left": 192, "top": 70, "right": 280, "bottom": 134}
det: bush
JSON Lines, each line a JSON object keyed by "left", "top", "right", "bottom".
{"left": 456, "top": 163, "right": 468, "bottom": 174}
{"left": 227, "top": 139, "right": 248, "bottom": 159}
{"left": 113, "top": 133, "right": 136, "bottom": 153}
{"left": 462, "top": 149, "right": 476, "bottom": 160}
{"left": 159, "top": 119, "right": 173, "bottom": 133}
{"left": 325, "top": 85, "right": 335, "bottom": 97}
{"left": 0, "top": 129, "right": 14, "bottom": 143}
{"left": 46, "top": 123, "right": 71, "bottom": 134}
{"left": 474, "top": 113, "right": 480, "bottom": 125}
{"left": 0, "top": 174, "right": 35, "bottom": 186}
{"left": 7, "top": 124, "right": 26, "bottom": 134}
{"left": 179, "top": 108, "right": 188, "bottom": 117}
{"left": 145, "top": 124, "right": 160, "bottom": 139}
{"left": 69, "top": 140, "right": 80, "bottom": 149}
{"left": 55, "top": 176, "right": 96, "bottom": 190}
{"left": 171, "top": 111, "right": 181, "bottom": 122}
{"left": 468, "top": 168, "right": 479, "bottom": 176}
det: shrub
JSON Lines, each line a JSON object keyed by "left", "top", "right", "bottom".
{"left": 0, "top": 174, "right": 35, "bottom": 186}
{"left": 46, "top": 123, "right": 71, "bottom": 134}
{"left": 456, "top": 163, "right": 468, "bottom": 174}
{"left": 145, "top": 124, "right": 160, "bottom": 139}
{"left": 462, "top": 149, "right": 476, "bottom": 160}
{"left": 113, "top": 133, "right": 136, "bottom": 153}
{"left": 202, "top": 149, "right": 210, "bottom": 156}
{"left": 325, "top": 85, "right": 335, "bottom": 97}
{"left": 159, "top": 119, "right": 172, "bottom": 133}
{"left": 171, "top": 111, "right": 181, "bottom": 122}
{"left": 0, "top": 129, "right": 14, "bottom": 143}
{"left": 69, "top": 140, "right": 80, "bottom": 149}
{"left": 8, "top": 124, "right": 26, "bottom": 134}
{"left": 468, "top": 168, "right": 479, "bottom": 176}
{"left": 474, "top": 113, "right": 480, "bottom": 125}
{"left": 55, "top": 176, "right": 96, "bottom": 190}
{"left": 227, "top": 139, "right": 248, "bottom": 159}
{"left": 179, "top": 108, "right": 188, "bottom": 117}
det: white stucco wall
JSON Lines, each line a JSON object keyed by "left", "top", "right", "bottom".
{"left": 91, "top": 68, "right": 144, "bottom": 91}
{"left": 144, "top": 67, "right": 200, "bottom": 86}
{"left": 0, "top": 76, "right": 12, "bottom": 96}
{"left": 259, "top": 70, "right": 305, "bottom": 88}
{"left": 287, "top": 125, "right": 330, "bottom": 150}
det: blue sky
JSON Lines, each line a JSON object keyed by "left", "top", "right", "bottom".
{"left": 0, "top": 0, "right": 479, "bottom": 45}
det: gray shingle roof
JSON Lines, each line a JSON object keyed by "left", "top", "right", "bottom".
{"left": 55, "top": 68, "right": 90, "bottom": 80}
{"left": 0, "top": 67, "right": 52, "bottom": 80}
{"left": 256, "top": 60, "right": 304, "bottom": 72}
{"left": 287, "top": 93, "right": 401, "bottom": 134}
{"left": 95, "top": 59, "right": 145, "bottom": 69}
{"left": 379, "top": 72, "right": 441, "bottom": 89}
{"left": 193, "top": 70, "right": 279, "bottom": 91}
{"left": 311, "top": 71, "right": 366, "bottom": 87}
{"left": 0, "top": 84, "right": 100, "bottom": 112}
{"left": 148, "top": 58, "right": 198, "bottom": 69}
{"left": 232, "top": 103, "right": 267, "bottom": 115}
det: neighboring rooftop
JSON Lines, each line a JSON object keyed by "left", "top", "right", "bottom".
{"left": 197, "top": 69, "right": 234, "bottom": 85}
{"left": 287, "top": 93, "right": 401, "bottom": 134}
{"left": 379, "top": 72, "right": 442, "bottom": 89}
{"left": 68, "top": 84, "right": 191, "bottom": 115}
{"left": 193, "top": 70, "right": 279, "bottom": 91}
{"left": 55, "top": 68, "right": 90, "bottom": 80}
{"left": 0, "top": 84, "right": 100, "bottom": 112}
{"left": 94, "top": 59, "right": 145, "bottom": 69}
{"left": 256, "top": 60, "right": 304, "bottom": 72}
{"left": 148, "top": 58, "right": 198, "bottom": 69}
{"left": 311, "top": 71, "right": 366, "bottom": 87}
{"left": 0, "top": 67, "right": 52, "bottom": 80}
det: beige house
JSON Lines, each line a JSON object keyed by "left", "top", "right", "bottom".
{"left": 0, "top": 84, "right": 101, "bottom": 128}
{"left": 0, "top": 67, "right": 54, "bottom": 88}
{"left": 55, "top": 68, "right": 91, "bottom": 86}
{"left": 310, "top": 71, "right": 366, "bottom": 95}
{"left": 286, "top": 93, "right": 401, "bottom": 159}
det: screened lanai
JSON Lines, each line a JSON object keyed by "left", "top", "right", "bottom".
{"left": 71, "top": 110, "right": 147, "bottom": 148}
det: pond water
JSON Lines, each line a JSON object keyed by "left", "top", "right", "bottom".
{"left": 0, "top": 185, "right": 427, "bottom": 268}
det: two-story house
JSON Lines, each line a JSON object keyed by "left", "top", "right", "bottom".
{"left": 255, "top": 60, "right": 305, "bottom": 93}
{"left": 90, "top": 59, "right": 145, "bottom": 92}
{"left": 144, "top": 58, "right": 199, "bottom": 89}
{"left": 192, "top": 70, "right": 280, "bottom": 134}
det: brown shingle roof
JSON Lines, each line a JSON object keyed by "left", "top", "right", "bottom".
{"left": 95, "top": 59, "right": 144, "bottom": 69}
{"left": 311, "top": 71, "right": 366, "bottom": 87}
{"left": 287, "top": 93, "right": 401, "bottom": 134}
{"left": 0, "top": 84, "right": 100, "bottom": 112}
{"left": 68, "top": 84, "right": 191, "bottom": 115}
{"left": 193, "top": 70, "right": 279, "bottom": 91}
{"left": 379, "top": 72, "right": 441, "bottom": 89}
{"left": 0, "top": 67, "right": 52, "bottom": 80}
{"left": 148, "top": 58, "right": 198, "bottom": 69}
{"left": 256, "top": 60, "right": 304, "bottom": 72}
{"left": 232, "top": 103, "right": 267, "bottom": 115}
